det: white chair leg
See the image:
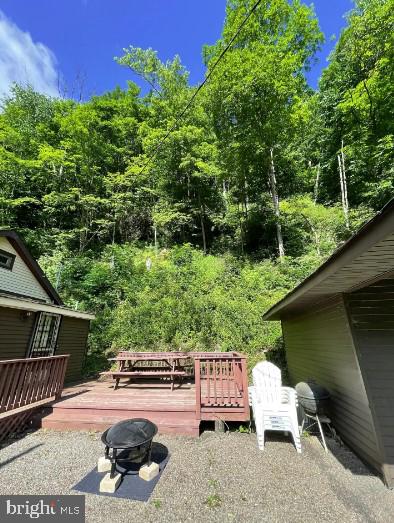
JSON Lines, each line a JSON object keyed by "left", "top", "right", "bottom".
{"left": 256, "top": 419, "right": 265, "bottom": 450}
{"left": 257, "top": 431, "right": 265, "bottom": 450}
{"left": 291, "top": 418, "right": 302, "bottom": 453}
{"left": 293, "top": 431, "right": 302, "bottom": 453}
{"left": 251, "top": 408, "right": 264, "bottom": 450}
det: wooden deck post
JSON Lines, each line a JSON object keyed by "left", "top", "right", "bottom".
{"left": 241, "top": 357, "right": 249, "bottom": 418}
{"left": 195, "top": 358, "right": 201, "bottom": 420}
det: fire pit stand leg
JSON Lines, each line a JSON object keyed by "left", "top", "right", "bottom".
{"left": 146, "top": 444, "right": 152, "bottom": 467}
{"left": 316, "top": 415, "right": 328, "bottom": 453}
{"left": 110, "top": 448, "right": 117, "bottom": 478}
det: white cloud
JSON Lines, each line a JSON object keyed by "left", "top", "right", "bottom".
{"left": 0, "top": 10, "right": 59, "bottom": 98}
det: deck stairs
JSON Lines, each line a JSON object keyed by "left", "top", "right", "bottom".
{"left": 39, "top": 379, "right": 201, "bottom": 437}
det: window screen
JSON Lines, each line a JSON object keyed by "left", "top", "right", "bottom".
{"left": 29, "top": 313, "right": 61, "bottom": 357}
{"left": 0, "top": 249, "right": 16, "bottom": 271}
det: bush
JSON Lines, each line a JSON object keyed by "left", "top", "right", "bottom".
{"left": 40, "top": 244, "right": 322, "bottom": 376}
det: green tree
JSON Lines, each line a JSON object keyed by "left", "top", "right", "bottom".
{"left": 315, "top": 0, "right": 394, "bottom": 209}
{"left": 204, "top": 0, "right": 323, "bottom": 256}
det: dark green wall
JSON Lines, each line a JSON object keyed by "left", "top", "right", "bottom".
{"left": 282, "top": 297, "right": 383, "bottom": 477}
{"left": 56, "top": 316, "right": 90, "bottom": 382}
{"left": 0, "top": 306, "right": 89, "bottom": 383}
{"left": 0, "top": 306, "right": 35, "bottom": 359}
{"left": 347, "top": 278, "right": 394, "bottom": 488}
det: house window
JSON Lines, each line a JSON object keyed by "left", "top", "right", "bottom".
{"left": 0, "top": 249, "right": 16, "bottom": 271}
{"left": 29, "top": 312, "right": 61, "bottom": 357}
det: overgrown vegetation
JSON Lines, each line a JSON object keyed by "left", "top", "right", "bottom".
{"left": 39, "top": 244, "right": 318, "bottom": 374}
{"left": 0, "top": 0, "right": 392, "bottom": 373}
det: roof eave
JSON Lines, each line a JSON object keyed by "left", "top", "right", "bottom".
{"left": 0, "top": 294, "right": 95, "bottom": 321}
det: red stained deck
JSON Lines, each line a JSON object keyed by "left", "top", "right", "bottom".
{"left": 39, "top": 352, "right": 250, "bottom": 437}
{"left": 40, "top": 379, "right": 199, "bottom": 436}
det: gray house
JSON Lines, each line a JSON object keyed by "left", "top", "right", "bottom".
{"left": 0, "top": 230, "right": 94, "bottom": 382}
{"left": 263, "top": 199, "right": 394, "bottom": 487}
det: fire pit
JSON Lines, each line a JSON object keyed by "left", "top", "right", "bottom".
{"left": 101, "top": 418, "right": 158, "bottom": 478}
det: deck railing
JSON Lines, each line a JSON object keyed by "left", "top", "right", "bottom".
{"left": 110, "top": 350, "right": 249, "bottom": 423}
{"left": 0, "top": 355, "right": 69, "bottom": 417}
{"left": 193, "top": 352, "right": 249, "bottom": 421}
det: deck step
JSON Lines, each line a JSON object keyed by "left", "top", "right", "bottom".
{"left": 51, "top": 398, "right": 195, "bottom": 413}
{"left": 39, "top": 408, "right": 200, "bottom": 437}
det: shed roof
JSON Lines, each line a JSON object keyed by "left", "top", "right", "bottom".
{"left": 263, "top": 198, "right": 394, "bottom": 320}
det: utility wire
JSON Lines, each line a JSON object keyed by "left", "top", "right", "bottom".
{"left": 138, "top": 0, "right": 263, "bottom": 175}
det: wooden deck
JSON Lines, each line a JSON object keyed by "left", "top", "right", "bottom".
{"left": 39, "top": 352, "right": 250, "bottom": 437}
{"left": 40, "top": 378, "right": 249, "bottom": 437}
{"left": 39, "top": 378, "right": 199, "bottom": 436}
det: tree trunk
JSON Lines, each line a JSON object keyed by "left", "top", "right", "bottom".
{"left": 153, "top": 225, "right": 158, "bottom": 253}
{"left": 244, "top": 175, "right": 249, "bottom": 218}
{"left": 268, "top": 148, "right": 285, "bottom": 259}
{"left": 303, "top": 215, "right": 321, "bottom": 256}
{"left": 222, "top": 180, "right": 229, "bottom": 212}
{"left": 198, "top": 193, "right": 207, "bottom": 254}
{"left": 238, "top": 202, "right": 244, "bottom": 256}
{"left": 313, "top": 163, "right": 320, "bottom": 204}
{"left": 55, "top": 261, "right": 63, "bottom": 289}
{"left": 338, "top": 140, "right": 349, "bottom": 229}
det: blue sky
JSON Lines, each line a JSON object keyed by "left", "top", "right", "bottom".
{"left": 0, "top": 0, "right": 353, "bottom": 99}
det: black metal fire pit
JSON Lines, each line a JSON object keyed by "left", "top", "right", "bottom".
{"left": 101, "top": 418, "right": 158, "bottom": 478}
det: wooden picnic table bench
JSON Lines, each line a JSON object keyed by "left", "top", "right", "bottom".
{"left": 100, "top": 352, "right": 191, "bottom": 391}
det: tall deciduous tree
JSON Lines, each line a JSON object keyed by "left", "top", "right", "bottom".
{"left": 204, "top": 0, "right": 323, "bottom": 256}
{"left": 315, "top": 0, "right": 394, "bottom": 209}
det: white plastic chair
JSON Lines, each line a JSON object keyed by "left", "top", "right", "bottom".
{"left": 249, "top": 361, "right": 301, "bottom": 453}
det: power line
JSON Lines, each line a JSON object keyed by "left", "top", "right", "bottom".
{"left": 137, "top": 0, "right": 263, "bottom": 175}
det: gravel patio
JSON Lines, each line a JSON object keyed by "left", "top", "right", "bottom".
{"left": 0, "top": 429, "right": 392, "bottom": 523}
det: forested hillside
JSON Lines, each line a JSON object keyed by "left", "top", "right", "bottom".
{"left": 0, "top": 0, "right": 392, "bottom": 373}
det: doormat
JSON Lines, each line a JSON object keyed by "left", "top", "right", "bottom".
{"left": 72, "top": 442, "right": 169, "bottom": 502}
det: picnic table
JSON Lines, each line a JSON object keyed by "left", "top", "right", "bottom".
{"left": 100, "top": 352, "right": 191, "bottom": 391}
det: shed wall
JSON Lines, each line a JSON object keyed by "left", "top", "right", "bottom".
{"left": 0, "top": 306, "right": 35, "bottom": 359}
{"left": 282, "top": 298, "right": 383, "bottom": 475}
{"left": 0, "top": 237, "right": 50, "bottom": 302}
{"left": 347, "top": 278, "right": 394, "bottom": 487}
{"left": 0, "top": 307, "right": 89, "bottom": 384}
{"left": 56, "top": 317, "right": 89, "bottom": 383}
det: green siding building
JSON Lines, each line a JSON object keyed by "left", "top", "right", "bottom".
{"left": 264, "top": 199, "right": 394, "bottom": 488}
{"left": 0, "top": 230, "right": 94, "bottom": 383}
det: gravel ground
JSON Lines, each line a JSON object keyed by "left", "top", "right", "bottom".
{"left": 0, "top": 429, "right": 392, "bottom": 523}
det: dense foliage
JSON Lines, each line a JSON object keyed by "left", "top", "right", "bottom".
{"left": 0, "top": 0, "right": 392, "bottom": 373}
{"left": 39, "top": 244, "right": 321, "bottom": 373}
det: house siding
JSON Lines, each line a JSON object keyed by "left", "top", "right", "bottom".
{"left": 56, "top": 317, "right": 89, "bottom": 383}
{"left": 0, "top": 237, "right": 50, "bottom": 303}
{"left": 0, "top": 306, "right": 89, "bottom": 384}
{"left": 0, "top": 306, "right": 35, "bottom": 359}
{"left": 282, "top": 298, "right": 383, "bottom": 476}
{"left": 347, "top": 278, "right": 394, "bottom": 487}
